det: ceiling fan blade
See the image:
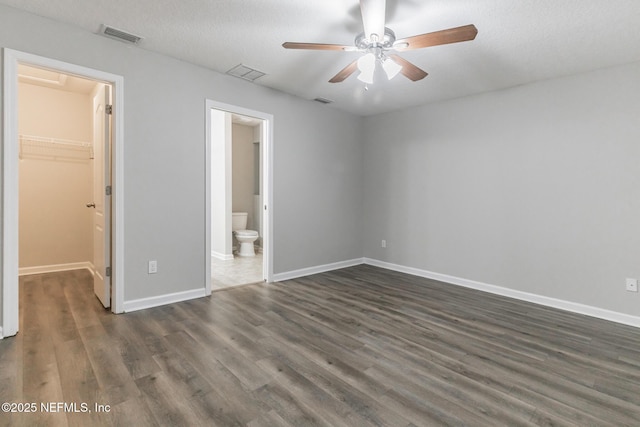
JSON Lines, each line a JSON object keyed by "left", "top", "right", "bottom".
{"left": 394, "top": 24, "right": 478, "bottom": 51}
{"left": 329, "top": 59, "right": 359, "bottom": 83}
{"left": 282, "top": 42, "right": 354, "bottom": 51}
{"left": 360, "top": 0, "right": 386, "bottom": 40}
{"left": 389, "top": 55, "right": 428, "bottom": 81}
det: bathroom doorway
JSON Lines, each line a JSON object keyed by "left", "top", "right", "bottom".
{"left": 205, "top": 100, "right": 273, "bottom": 292}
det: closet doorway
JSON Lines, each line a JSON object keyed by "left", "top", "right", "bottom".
{"left": 2, "top": 50, "right": 125, "bottom": 338}
{"left": 18, "top": 65, "right": 112, "bottom": 299}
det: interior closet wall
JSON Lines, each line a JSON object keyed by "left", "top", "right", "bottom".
{"left": 18, "top": 82, "right": 93, "bottom": 269}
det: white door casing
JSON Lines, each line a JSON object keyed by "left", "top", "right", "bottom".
{"left": 2, "top": 49, "right": 125, "bottom": 338}
{"left": 92, "top": 84, "right": 112, "bottom": 308}
{"left": 204, "top": 99, "right": 274, "bottom": 295}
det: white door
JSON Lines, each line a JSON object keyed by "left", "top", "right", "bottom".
{"left": 92, "top": 84, "right": 112, "bottom": 307}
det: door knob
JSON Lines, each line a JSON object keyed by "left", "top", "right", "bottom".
{"left": 86, "top": 203, "right": 96, "bottom": 208}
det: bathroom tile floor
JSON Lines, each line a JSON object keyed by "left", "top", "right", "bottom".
{"left": 211, "top": 251, "right": 263, "bottom": 291}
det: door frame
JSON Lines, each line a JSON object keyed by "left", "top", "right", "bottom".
{"left": 205, "top": 99, "right": 274, "bottom": 294}
{"left": 2, "top": 49, "right": 125, "bottom": 338}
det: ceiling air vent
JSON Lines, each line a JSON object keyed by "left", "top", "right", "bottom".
{"left": 226, "top": 64, "right": 266, "bottom": 82}
{"left": 314, "top": 97, "right": 333, "bottom": 104}
{"left": 100, "top": 25, "right": 142, "bottom": 44}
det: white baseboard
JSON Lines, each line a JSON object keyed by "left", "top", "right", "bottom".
{"left": 212, "top": 251, "right": 234, "bottom": 261}
{"left": 364, "top": 258, "right": 640, "bottom": 328}
{"left": 273, "top": 258, "right": 365, "bottom": 282}
{"left": 0, "top": 326, "right": 3, "bottom": 339}
{"left": 19, "top": 262, "right": 94, "bottom": 276}
{"left": 123, "top": 287, "right": 207, "bottom": 313}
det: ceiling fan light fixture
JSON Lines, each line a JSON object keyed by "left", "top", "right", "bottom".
{"left": 357, "top": 53, "right": 376, "bottom": 84}
{"left": 382, "top": 57, "right": 402, "bottom": 80}
{"left": 357, "top": 53, "right": 376, "bottom": 74}
{"left": 357, "top": 70, "right": 375, "bottom": 84}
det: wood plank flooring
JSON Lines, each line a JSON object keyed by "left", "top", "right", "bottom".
{"left": 1, "top": 265, "right": 640, "bottom": 426}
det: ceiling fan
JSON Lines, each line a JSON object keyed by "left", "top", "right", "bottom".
{"left": 282, "top": 0, "right": 478, "bottom": 84}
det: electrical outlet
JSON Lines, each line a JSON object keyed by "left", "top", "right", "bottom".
{"left": 148, "top": 260, "right": 158, "bottom": 274}
{"left": 626, "top": 278, "right": 638, "bottom": 292}
{"left": 381, "top": 240, "right": 386, "bottom": 248}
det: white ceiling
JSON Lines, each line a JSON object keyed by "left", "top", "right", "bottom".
{"left": 3, "top": 0, "right": 640, "bottom": 116}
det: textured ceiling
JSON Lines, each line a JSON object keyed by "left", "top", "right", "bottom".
{"left": 3, "top": 0, "right": 640, "bottom": 116}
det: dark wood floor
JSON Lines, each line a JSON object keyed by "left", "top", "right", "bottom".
{"left": 1, "top": 266, "right": 640, "bottom": 426}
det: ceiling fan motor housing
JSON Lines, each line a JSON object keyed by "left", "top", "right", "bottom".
{"left": 355, "top": 27, "right": 396, "bottom": 50}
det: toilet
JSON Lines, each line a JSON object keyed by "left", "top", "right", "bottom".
{"left": 232, "top": 212, "right": 259, "bottom": 257}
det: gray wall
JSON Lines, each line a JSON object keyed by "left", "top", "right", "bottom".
{"left": 0, "top": 4, "right": 364, "bottom": 312}
{"left": 363, "top": 61, "right": 640, "bottom": 316}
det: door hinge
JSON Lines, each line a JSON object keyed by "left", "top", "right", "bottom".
{"left": 106, "top": 185, "right": 112, "bottom": 196}
{"left": 106, "top": 267, "right": 112, "bottom": 277}
{"left": 106, "top": 104, "right": 113, "bottom": 115}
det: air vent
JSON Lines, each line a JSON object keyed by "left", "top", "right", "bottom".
{"left": 100, "top": 25, "right": 142, "bottom": 44}
{"left": 226, "top": 64, "right": 266, "bottom": 82}
{"left": 314, "top": 97, "right": 333, "bottom": 104}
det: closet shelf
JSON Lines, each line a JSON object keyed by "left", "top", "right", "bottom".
{"left": 19, "top": 134, "right": 93, "bottom": 161}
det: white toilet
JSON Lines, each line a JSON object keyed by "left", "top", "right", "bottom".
{"left": 232, "top": 212, "right": 259, "bottom": 257}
